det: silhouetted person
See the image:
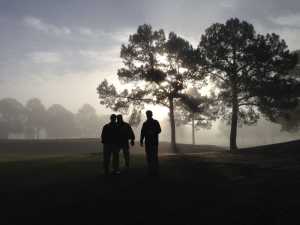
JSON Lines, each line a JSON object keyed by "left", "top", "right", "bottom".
{"left": 116, "top": 114, "right": 135, "bottom": 170}
{"left": 140, "top": 110, "right": 161, "bottom": 175}
{"left": 101, "top": 114, "right": 119, "bottom": 175}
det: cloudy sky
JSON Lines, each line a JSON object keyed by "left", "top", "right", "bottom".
{"left": 1, "top": 0, "right": 300, "bottom": 115}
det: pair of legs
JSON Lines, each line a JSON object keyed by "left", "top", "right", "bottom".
{"left": 119, "top": 146, "right": 130, "bottom": 169}
{"left": 145, "top": 144, "right": 159, "bottom": 175}
{"left": 103, "top": 144, "right": 119, "bottom": 175}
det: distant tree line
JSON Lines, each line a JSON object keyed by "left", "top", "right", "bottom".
{"left": 0, "top": 98, "right": 106, "bottom": 139}
{"left": 97, "top": 18, "right": 300, "bottom": 152}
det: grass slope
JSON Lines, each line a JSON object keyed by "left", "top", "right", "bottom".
{"left": 0, "top": 140, "right": 300, "bottom": 225}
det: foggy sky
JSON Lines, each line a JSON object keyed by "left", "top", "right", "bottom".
{"left": 1, "top": 0, "right": 300, "bottom": 115}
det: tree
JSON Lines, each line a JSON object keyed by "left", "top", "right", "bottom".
{"left": 46, "top": 104, "right": 79, "bottom": 138}
{"left": 25, "top": 98, "right": 47, "bottom": 139}
{"left": 267, "top": 50, "right": 300, "bottom": 133}
{"left": 0, "top": 117, "right": 10, "bottom": 139}
{"left": 289, "top": 50, "right": 300, "bottom": 78}
{"left": 97, "top": 24, "right": 200, "bottom": 152}
{"left": 128, "top": 108, "right": 142, "bottom": 128}
{"left": 76, "top": 104, "right": 100, "bottom": 138}
{"left": 176, "top": 88, "right": 218, "bottom": 145}
{"left": 269, "top": 106, "right": 300, "bottom": 133}
{"left": 0, "top": 98, "right": 26, "bottom": 139}
{"left": 197, "top": 18, "right": 298, "bottom": 151}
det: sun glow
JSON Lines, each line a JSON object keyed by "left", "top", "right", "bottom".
{"left": 145, "top": 105, "right": 169, "bottom": 121}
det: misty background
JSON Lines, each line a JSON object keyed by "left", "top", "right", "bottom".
{"left": 1, "top": 0, "right": 300, "bottom": 147}
{"left": 0, "top": 97, "right": 299, "bottom": 147}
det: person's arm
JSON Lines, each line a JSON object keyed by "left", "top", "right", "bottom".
{"left": 140, "top": 123, "right": 145, "bottom": 146}
{"left": 101, "top": 125, "right": 106, "bottom": 144}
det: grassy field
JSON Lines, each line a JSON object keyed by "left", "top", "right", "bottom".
{"left": 1, "top": 139, "right": 300, "bottom": 225}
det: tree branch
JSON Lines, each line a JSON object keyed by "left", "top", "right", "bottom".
{"left": 116, "top": 93, "right": 153, "bottom": 104}
{"left": 115, "top": 92, "right": 170, "bottom": 108}
{"left": 210, "top": 71, "right": 227, "bottom": 82}
{"left": 238, "top": 102, "right": 259, "bottom": 107}
{"left": 238, "top": 95, "right": 253, "bottom": 102}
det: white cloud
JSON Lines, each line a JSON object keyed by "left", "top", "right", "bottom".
{"left": 220, "top": 0, "right": 236, "bottom": 9}
{"left": 79, "top": 50, "right": 102, "bottom": 60}
{"left": 255, "top": 22, "right": 300, "bottom": 51}
{"left": 77, "top": 27, "right": 110, "bottom": 39}
{"left": 78, "top": 27, "right": 96, "bottom": 37}
{"left": 77, "top": 27, "right": 108, "bottom": 38}
{"left": 270, "top": 14, "right": 300, "bottom": 27}
{"left": 28, "top": 51, "right": 62, "bottom": 64}
{"left": 79, "top": 48, "right": 120, "bottom": 63}
{"left": 22, "top": 48, "right": 122, "bottom": 78}
{"left": 278, "top": 28, "right": 300, "bottom": 50}
{"left": 23, "top": 16, "right": 131, "bottom": 44}
{"left": 111, "top": 30, "right": 132, "bottom": 43}
{"left": 24, "top": 16, "right": 71, "bottom": 36}
{"left": 77, "top": 26, "right": 131, "bottom": 42}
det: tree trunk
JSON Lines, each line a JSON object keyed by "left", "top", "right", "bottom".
{"left": 169, "top": 97, "right": 177, "bottom": 152}
{"left": 230, "top": 81, "right": 238, "bottom": 152}
{"left": 192, "top": 114, "right": 195, "bottom": 145}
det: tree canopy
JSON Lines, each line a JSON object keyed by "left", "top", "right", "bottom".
{"left": 76, "top": 104, "right": 101, "bottom": 138}
{"left": 176, "top": 88, "right": 218, "bottom": 144}
{"left": 46, "top": 104, "right": 79, "bottom": 138}
{"left": 0, "top": 98, "right": 26, "bottom": 138}
{"left": 25, "top": 98, "right": 47, "bottom": 139}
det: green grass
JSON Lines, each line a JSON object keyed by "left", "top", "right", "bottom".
{"left": 1, "top": 140, "right": 300, "bottom": 225}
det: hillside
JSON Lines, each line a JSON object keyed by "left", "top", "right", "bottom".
{"left": 1, "top": 139, "right": 300, "bottom": 224}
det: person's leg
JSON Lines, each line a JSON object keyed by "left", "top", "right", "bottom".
{"left": 153, "top": 145, "right": 159, "bottom": 175}
{"left": 103, "top": 145, "right": 111, "bottom": 175}
{"left": 145, "top": 145, "right": 154, "bottom": 175}
{"left": 112, "top": 146, "right": 120, "bottom": 173}
{"left": 146, "top": 145, "right": 159, "bottom": 175}
{"left": 123, "top": 147, "right": 130, "bottom": 169}
{"left": 150, "top": 147, "right": 156, "bottom": 174}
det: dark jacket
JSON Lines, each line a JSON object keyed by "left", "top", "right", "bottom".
{"left": 101, "top": 122, "right": 117, "bottom": 144}
{"left": 117, "top": 122, "right": 135, "bottom": 148}
{"left": 140, "top": 119, "right": 161, "bottom": 145}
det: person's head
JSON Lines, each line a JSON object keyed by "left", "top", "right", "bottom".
{"left": 117, "top": 114, "right": 123, "bottom": 123}
{"left": 110, "top": 114, "right": 117, "bottom": 123}
{"left": 146, "top": 110, "right": 153, "bottom": 119}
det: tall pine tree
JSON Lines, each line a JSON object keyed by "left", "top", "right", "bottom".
{"left": 197, "top": 18, "right": 298, "bottom": 151}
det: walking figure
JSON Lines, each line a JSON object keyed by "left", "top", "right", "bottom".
{"left": 116, "top": 114, "right": 135, "bottom": 171}
{"left": 101, "top": 114, "right": 119, "bottom": 175}
{"left": 140, "top": 110, "right": 161, "bottom": 175}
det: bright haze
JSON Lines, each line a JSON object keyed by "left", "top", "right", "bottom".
{"left": 0, "top": 0, "right": 300, "bottom": 146}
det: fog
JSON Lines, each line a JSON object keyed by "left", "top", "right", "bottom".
{"left": 0, "top": 97, "right": 299, "bottom": 149}
{"left": 158, "top": 118, "right": 300, "bottom": 148}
